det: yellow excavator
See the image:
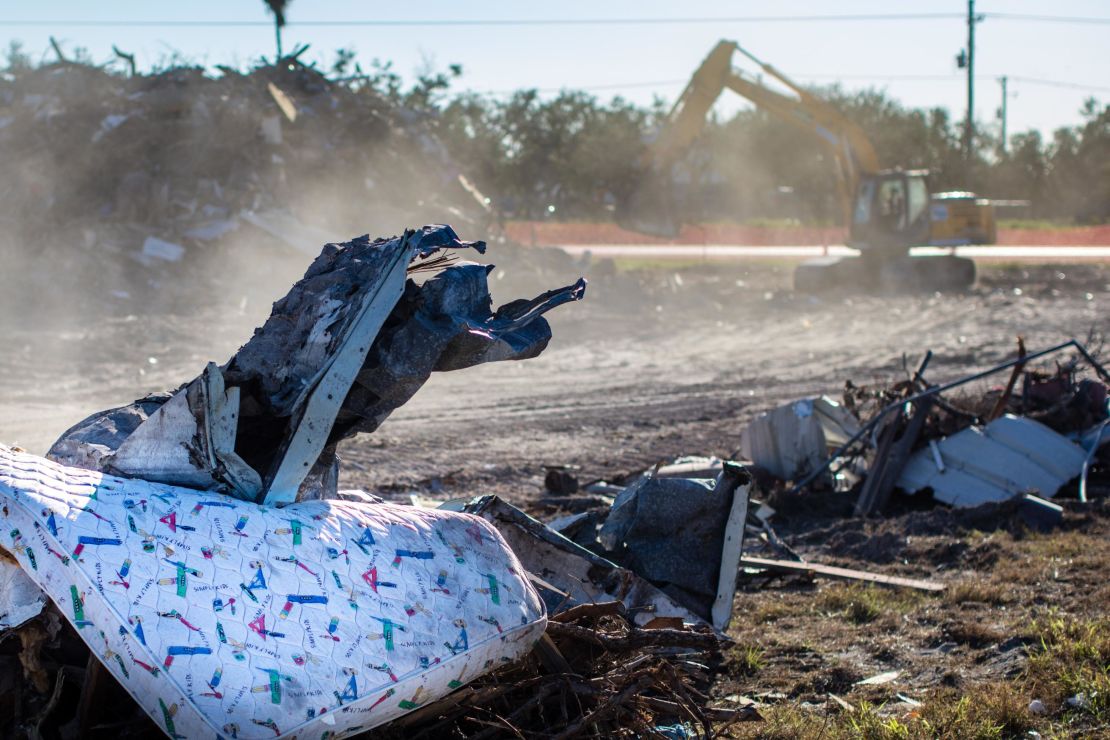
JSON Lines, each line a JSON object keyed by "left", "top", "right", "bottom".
{"left": 618, "top": 40, "right": 996, "bottom": 290}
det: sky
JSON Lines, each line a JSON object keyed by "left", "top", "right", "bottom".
{"left": 3, "top": 1, "right": 1109, "bottom": 138}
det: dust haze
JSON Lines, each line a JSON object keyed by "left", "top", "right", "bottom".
{"left": 0, "top": 52, "right": 1106, "bottom": 484}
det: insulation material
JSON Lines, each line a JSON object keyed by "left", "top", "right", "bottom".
{"left": 0, "top": 559, "right": 48, "bottom": 630}
{"left": 0, "top": 445, "right": 546, "bottom": 739}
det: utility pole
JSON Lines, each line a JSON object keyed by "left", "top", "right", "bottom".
{"left": 965, "top": 0, "right": 975, "bottom": 162}
{"left": 998, "top": 76, "right": 1008, "bottom": 153}
{"left": 964, "top": 0, "right": 983, "bottom": 163}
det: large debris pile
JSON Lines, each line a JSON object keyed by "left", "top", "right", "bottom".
{"left": 0, "top": 57, "right": 575, "bottom": 318}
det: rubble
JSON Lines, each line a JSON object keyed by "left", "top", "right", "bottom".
{"left": 597, "top": 462, "right": 751, "bottom": 629}
{"left": 0, "top": 58, "right": 580, "bottom": 320}
{"left": 0, "top": 225, "right": 592, "bottom": 737}
{"left": 763, "top": 338, "right": 1110, "bottom": 515}
{"left": 455, "top": 495, "right": 715, "bottom": 630}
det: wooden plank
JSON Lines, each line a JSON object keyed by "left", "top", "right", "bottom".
{"left": 712, "top": 465, "right": 751, "bottom": 631}
{"left": 856, "top": 396, "right": 935, "bottom": 517}
{"left": 739, "top": 555, "right": 944, "bottom": 592}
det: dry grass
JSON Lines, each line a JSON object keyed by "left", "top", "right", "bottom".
{"left": 942, "top": 580, "right": 1009, "bottom": 606}
{"left": 815, "top": 583, "right": 925, "bottom": 625}
{"left": 722, "top": 501, "right": 1110, "bottom": 739}
{"left": 944, "top": 620, "right": 1007, "bottom": 648}
{"left": 753, "top": 600, "right": 794, "bottom": 624}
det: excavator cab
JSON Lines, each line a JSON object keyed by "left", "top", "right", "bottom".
{"left": 848, "top": 170, "right": 931, "bottom": 256}
{"left": 796, "top": 169, "right": 974, "bottom": 292}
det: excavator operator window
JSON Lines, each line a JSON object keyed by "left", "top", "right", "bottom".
{"left": 877, "top": 179, "right": 907, "bottom": 231}
{"left": 854, "top": 179, "right": 875, "bottom": 225}
{"left": 906, "top": 177, "right": 929, "bottom": 226}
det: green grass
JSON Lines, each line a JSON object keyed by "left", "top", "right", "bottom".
{"left": 1026, "top": 615, "right": 1110, "bottom": 726}
{"left": 733, "top": 613, "right": 1109, "bottom": 739}
{"left": 727, "top": 643, "right": 767, "bottom": 676}
{"left": 997, "top": 218, "right": 1088, "bottom": 231}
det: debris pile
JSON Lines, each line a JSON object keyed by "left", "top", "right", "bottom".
{"left": 47, "top": 225, "right": 586, "bottom": 505}
{"left": 811, "top": 338, "right": 1110, "bottom": 516}
{"left": 0, "top": 226, "right": 595, "bottom": 738}
{"left": 0, "top": 57, "right": 577, "bottom": 317}
{"left": 377, "top": 600, "right": 753, "bottom": 739}
{"left": 0, "top": 210, "right": 1108, "bottom": 735}
{"left": 523, "top": 337, "right": 1110, "bottom": 602}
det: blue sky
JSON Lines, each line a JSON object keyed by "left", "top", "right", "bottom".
{"left": 4, "top": 1, "right": 1108, "bottom": 137}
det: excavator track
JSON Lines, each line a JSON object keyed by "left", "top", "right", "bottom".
{"left": 794, "top": 255, "right": 976, "bottom": 293}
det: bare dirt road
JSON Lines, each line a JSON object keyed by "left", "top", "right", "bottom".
{"left": 3, "top": 258, "right": 1105, "bottom": 502}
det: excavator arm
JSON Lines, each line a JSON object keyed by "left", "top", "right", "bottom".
{"left": 621, "top": 40, "right": 882, "bottom": 235}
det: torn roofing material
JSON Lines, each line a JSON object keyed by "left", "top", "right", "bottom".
{"left": 897, "top": 414, "right": 1088, "bottom": 507}
{"left": 598, "top": 463, "right": 752, "bottom": 629}
{"left": 48, "top": 225, "right": 586, "bottom": 505}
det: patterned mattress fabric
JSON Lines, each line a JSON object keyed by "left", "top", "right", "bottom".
{"left": 0, "top": 445, "right": 546, "bottom": 739}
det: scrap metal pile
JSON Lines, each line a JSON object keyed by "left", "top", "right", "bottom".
{"left": 530, "top": 336, "right": 1110, "bottom": 593}
{"left": 753, "top": 337, "right": 1110, "bottom": 519}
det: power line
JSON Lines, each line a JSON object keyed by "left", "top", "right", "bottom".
{"left": 795, "top": 74, "right": 1110, "bottom": 93}
{"left": 479, "top": 73, "right": 1110, "bottom": 97}
{"left": 1008, "top": 76, "right": 1110, "bottom": 94}
{"left": 986, "top": 13, "right": 1110, "bottom": 25}
{"left": 3, "top": 13, "right": 1108, "bottom": 28}
{"left": 482, "top": 79, "right": 688, "bottom": 95}
{"left": 0, "top": 15, "right": 967, "bottom": 28}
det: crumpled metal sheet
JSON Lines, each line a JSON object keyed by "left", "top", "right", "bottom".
{"left": 897, "top": 414, "right": 1088, "bottom": 507}
{"left": 330, "top": 263, "right": 585, "bottom": 443}
{"left": 739, "top": 396, "right": 859, "bottom": 482}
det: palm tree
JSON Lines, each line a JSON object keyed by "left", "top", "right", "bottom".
{"left": 264, "top": 0, "right": 290, "bottom": 60}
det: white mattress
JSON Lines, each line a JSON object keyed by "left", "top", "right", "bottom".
{"left": 0, "top": 444, "right": 545, "bottom": 738}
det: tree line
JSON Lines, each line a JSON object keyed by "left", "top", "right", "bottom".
{"left": 377, "top": 60, "right": 1107, "bottom": 226}
{"left": 7, "top": 40, "right": 1107, "bottom": 227}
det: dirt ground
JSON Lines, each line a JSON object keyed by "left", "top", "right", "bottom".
{"left": 1, "top": 253, "right": 1108, "bottom": 737}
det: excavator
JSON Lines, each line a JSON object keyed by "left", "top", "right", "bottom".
{"left": 618, "top": 40, "right": 996, "bottom": 291}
